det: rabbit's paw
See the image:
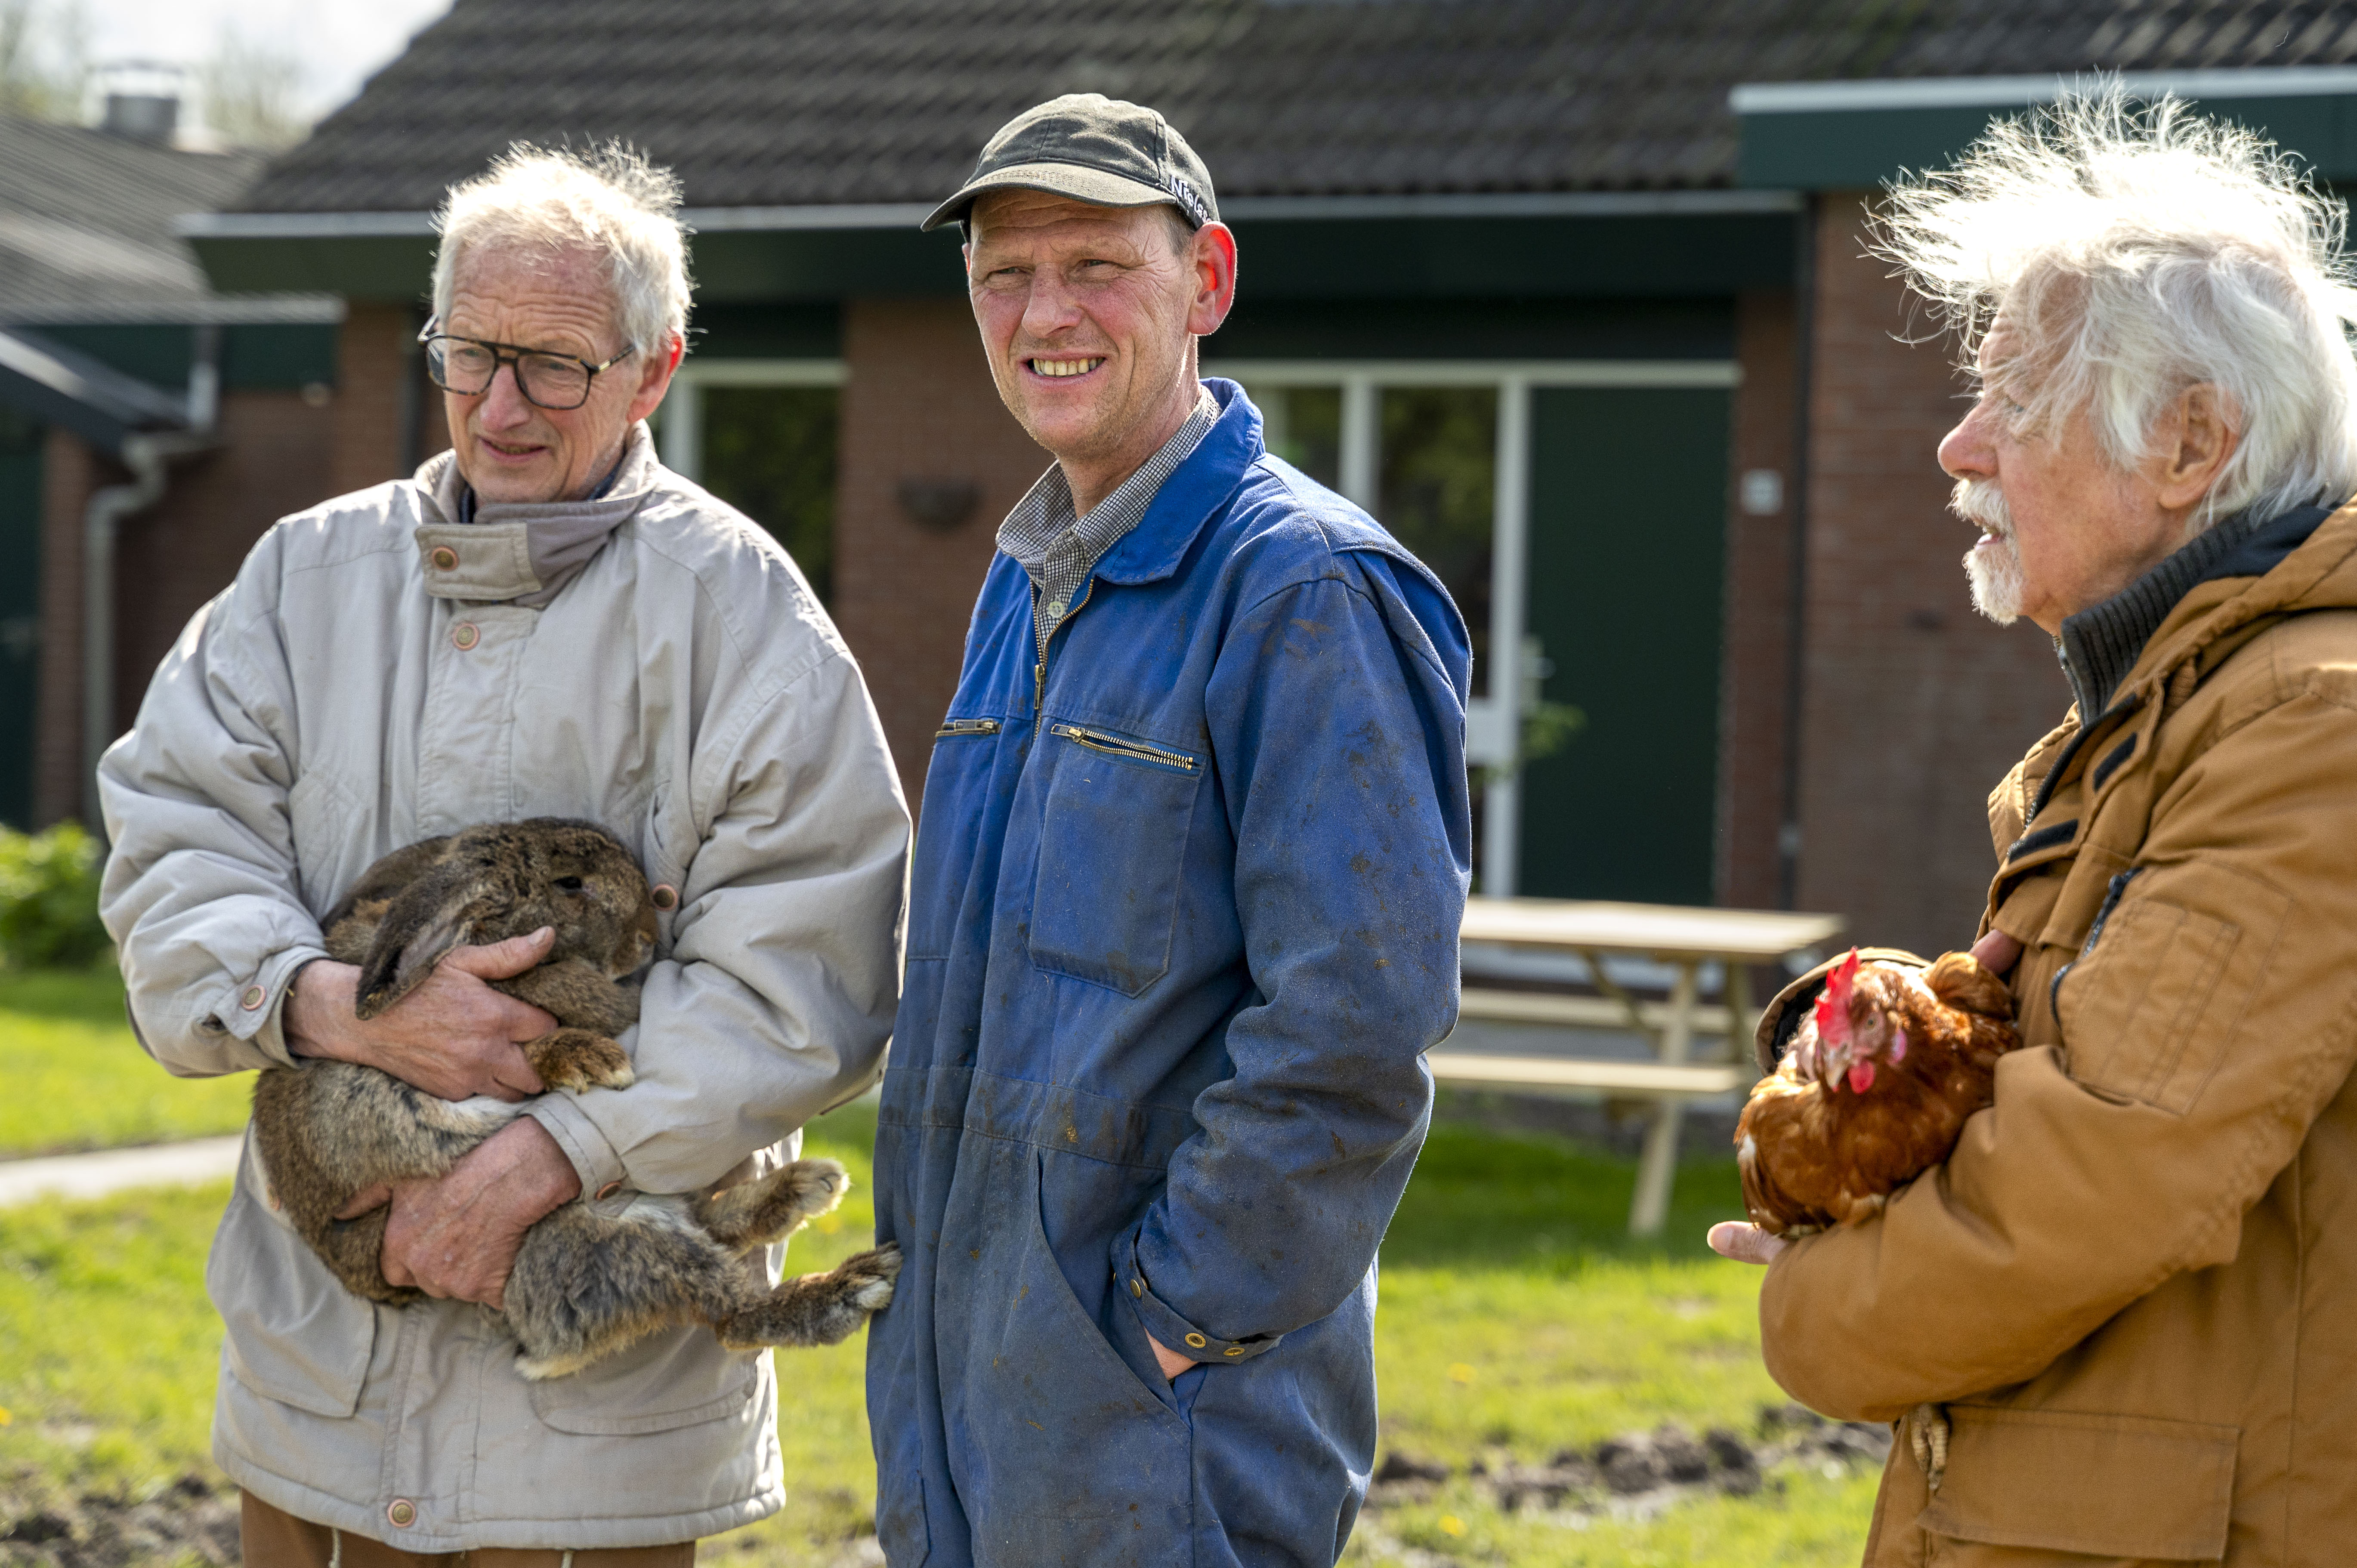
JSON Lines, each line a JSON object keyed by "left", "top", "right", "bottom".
{"left": 714, "top": 1244, "right": 902, "bottom": 1350}
{"left": 525, "top": 1028, "right": 636, "bottom": 1092}
{"left": 696, "top": 1157, "right": 851, "bottom": 1251}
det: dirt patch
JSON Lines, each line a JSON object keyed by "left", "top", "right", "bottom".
{"left": 1, "top": 1474, "right": 237, "bottom": 1568}
{"left": 1367, "top": 1401, "right": 1893, "bottom": 1520}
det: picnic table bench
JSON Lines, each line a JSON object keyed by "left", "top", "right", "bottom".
{"left": 1434, "top": 897, "right": 1846, "bottom": 1236}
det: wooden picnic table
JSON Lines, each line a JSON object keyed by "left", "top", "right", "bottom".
{"left": 1437, "top": 897, "right": 1846, "bottom": 1236}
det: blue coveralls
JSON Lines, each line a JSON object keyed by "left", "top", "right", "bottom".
{"left": 867, "top": 380, "right": 1472, "bottom": 1568}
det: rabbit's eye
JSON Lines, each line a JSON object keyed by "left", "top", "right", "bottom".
{"left": 555, "top": 876, "right": 587, "bottom": 893}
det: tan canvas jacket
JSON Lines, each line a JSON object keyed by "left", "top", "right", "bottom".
{"left": 1758, "top": 500, "right": 2357, "bottom": 1565}
{"left": 96, "top": 425, "right": 909, "bottom": 1551}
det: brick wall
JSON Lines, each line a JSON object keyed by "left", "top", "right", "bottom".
{"left": 334, "top": 302, "right": 446, "bottom": 497}
{"left": 34, "top": 429, "right": 100, "bottom": 826}
{"left": 1792, "top": 193, "right": 2069, "bottom": 954}
{"left": 832, "top": 298, "right": 1048, "bottom": 812}
{"left": 1717, "top": 288, "right": 1799, "bottom": 911}
{"left": 37, "top": 390, "right": 338, "bottom": 827}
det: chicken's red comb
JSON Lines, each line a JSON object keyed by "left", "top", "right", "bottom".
{"left": 1812, "top": 948, "right": 1861, "bottom": 1045}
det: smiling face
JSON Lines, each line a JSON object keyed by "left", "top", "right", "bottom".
{"left": 1937, "top": 320, "right": 2204, "bottom": 636}
{"left": 442, "top": 244, "right": 677, "bottom": 505}
{"left": 964, "top": 189, "right": 1236, "bottom": 511}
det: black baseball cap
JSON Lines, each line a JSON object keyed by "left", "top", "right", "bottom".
{"left": 921, "top": 93, "right": 1219, "bottom": 234}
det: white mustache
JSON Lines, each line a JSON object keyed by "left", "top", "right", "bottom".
{"left": 1951, "top": 477, "right": 2012, "bottom": 537}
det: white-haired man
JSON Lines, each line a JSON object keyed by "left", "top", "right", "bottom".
{"left": 98, "top": 145, "right": 908, "bottom": 1567}
{"left": 1710, "top": 95, "right": 2357, "bottom": 1563}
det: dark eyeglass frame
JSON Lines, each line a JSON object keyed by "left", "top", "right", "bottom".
{"left": 416, "top": 315, "right": 639, "bottom": 411}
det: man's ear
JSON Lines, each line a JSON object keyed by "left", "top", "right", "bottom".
{"left": 2155, "top": 382, "right": 2240, "bottom": 511}
{"left": 1187, "top": 222, "right": 1238, "bottom": 337}
{"left": 627, "top": 330, "right": 683, "bottom": 425}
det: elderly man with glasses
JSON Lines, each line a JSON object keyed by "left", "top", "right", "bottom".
{"left": 98, "top": 144, "right": 908, "bottom": 1568}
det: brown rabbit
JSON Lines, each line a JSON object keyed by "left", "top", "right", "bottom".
{"left": 251, "top": 818, "right": 901, "bottom": 1379}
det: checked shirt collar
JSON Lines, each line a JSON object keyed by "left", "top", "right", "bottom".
{"left": 999, "top": 384, "right": 1218, "bottom": 659}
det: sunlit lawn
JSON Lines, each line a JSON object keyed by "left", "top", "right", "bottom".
{"left": 0, "top": 1055, "right": 1877, "bottom": 1565}
{"left": 0, "top": 966, "right": 252, "bottom": 1158}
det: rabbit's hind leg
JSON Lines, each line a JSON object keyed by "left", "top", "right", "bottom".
{"left": 504, "top": 1199, "right": 765, "bottom": 1381}
{"left": 520, "top": 1028, "right": 635, "bottom": 1092}
{"left": 715, "top": 1243, "right": 901, "bottom": 1351}
{"left": 693, "top": 1158, "right": 851, "bottom": 1253}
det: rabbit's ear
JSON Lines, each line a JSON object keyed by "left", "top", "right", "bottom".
{"left": 353, "top": 864, "right": 482, "bottom": 1020}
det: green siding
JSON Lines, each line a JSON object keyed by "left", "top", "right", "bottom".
{"left": 1517, "top": 386, "right": 1729, "bottom": 904}
{"left": 1206, "top": 297, "right": 1734, "bottom": 362}
{"left": 1741, "top": 92, "right": 2357, "bottom": 191}
{"left": 31, "top": 324, "right": 338, "bottom": 391}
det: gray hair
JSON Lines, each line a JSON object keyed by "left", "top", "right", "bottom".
{"left": 1875, "top": 86, "right": 2357, "bottom": 529}
{"left": 432, "top": 142, "right": 692, "bottom": 356}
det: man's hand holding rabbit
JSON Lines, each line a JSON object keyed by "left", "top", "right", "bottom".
{"left": 377, "top": 1118, "right": 582, "bottom": 1309}
{"left": 286, "top": 927, "right": 561, "bottom": 1101}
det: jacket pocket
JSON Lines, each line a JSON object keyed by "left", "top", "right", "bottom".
{"left": 210, "top": 1154, "right": 377, "bottom": 1418}
{"left": 1917, "top": 1406, "right": 2237, "bottom": 1561}
{"left": 526, "top": 1318, "right": 757, "bottom": 1435}
{"left": 1028, "top": 722, "right": 1203, "bottom": 996}
{"left": 907, "top": 716, "right": 1009, "bottom": 962}
{"left": 2054, "top": 878, "right": 2286, "bottom": 1114}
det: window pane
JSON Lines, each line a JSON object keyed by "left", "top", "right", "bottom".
{"left": 1252, "top": 384, "right": 1342, "bottom": 489}
{"left": 698, "top": 385, "right": 839, "bottom": 606}
{"left": 1378, "top": 386, "right": 1494, "bottom": 697}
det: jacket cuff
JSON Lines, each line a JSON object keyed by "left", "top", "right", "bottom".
{"left": 194, "top": 944, "right": 327, "bottom": 1068}
{"left": 1114, "top": 1228, "right": 1282, "bottom": 1366}
{"left": 524, "top": 1093, "right": 629, "bottom": 1198}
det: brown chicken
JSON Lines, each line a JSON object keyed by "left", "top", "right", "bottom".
{"left": 1736, "top": 948, "right": 2020, "bottom": 1236}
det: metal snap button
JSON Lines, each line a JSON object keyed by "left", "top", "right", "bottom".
{"left": 387, "top": 1499, "right": 416, "bottom": 1528}
{"left": 239, "top": 984, "right": 266, "bottom": 1010}
{"left": 428, "top": 546, "right": 457, "bottom": 571}
{"left": 1131, "top": 1278, "right": 1143, "bottom": 1298}
{"left": 1184, "top": 1332, "right": 1207, "bottom": 1349}
{"left": 650, "top": 884, "right": 679, "bottom": 911}
{"left": 1224, "top": 1346, "right": 1245, "bottom": 1357}
{"left": 452, "top": 622, "right": 479, "bottom": 651}
{"left": 595, "top": 1181, "right": 622, "bottom": 1200}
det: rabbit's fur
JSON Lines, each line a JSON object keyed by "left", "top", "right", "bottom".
{"left": 250, "top": 818, "right": 900, "bottom": 1380}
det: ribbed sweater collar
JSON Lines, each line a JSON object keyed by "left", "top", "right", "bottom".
{"left": 2057, "top": 501, "right": 2330, "bottom": 719}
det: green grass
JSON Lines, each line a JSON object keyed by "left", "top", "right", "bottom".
{"left": 0, "top": 1100, "right": 1876, "bottom": 1566}
{"left": 0, "top": 966, "right": 253, "bottom": 1158}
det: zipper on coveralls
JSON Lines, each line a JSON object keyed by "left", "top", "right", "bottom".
{"left": 1032, "top": 580, "right": 1095, "bottom": 736}
{"left": 1046, "top": 724, "right": 1199, "bottom": 773}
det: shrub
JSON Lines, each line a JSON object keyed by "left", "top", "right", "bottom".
{"left": 0, "top": 824, "right": 113, "bottom": 969}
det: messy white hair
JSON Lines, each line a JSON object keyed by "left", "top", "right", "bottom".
{"left": 1875, "top": 85, "right": 2357, "bottom": 531}
{"left": 432, "top": 142, "right": 692, "bottom": 356}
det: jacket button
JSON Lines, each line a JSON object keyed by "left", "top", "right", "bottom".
{"left": 596, "top": 1181, "right": 622, "bottom": 1200}
{"left": 650, "top": 884, "right": 679, "bottom": 911}
{"left": 386, "top": 1500, "right": 416, "bottom": 1528}
{"left": 1131, "top": 1279, "right": 1143, "bottom": 1298}
{"left": 452, "top": 622, "right": 479, "bottom": 651}
{"left": 239, "top": 984, "right": 266, "bottom": 1010}
{"left": 1184, "top": 1332, "right": 1207, "bottom": 1349}
{"left": 1224, "top": 1346, "right": 1244, "bottom": 1356}
{"left": 428, "top": 546, "right": 457, "bottom": 571}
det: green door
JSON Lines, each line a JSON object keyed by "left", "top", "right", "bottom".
{"left": 1518, "top": 386, "right": 1730, "bottom": 904}
{"left": 0, "top": 412, "right": 41, "bottom": 828}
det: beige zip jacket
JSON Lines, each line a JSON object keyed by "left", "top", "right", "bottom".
{"left": 96, "top": 424, "right": 909, "bottom": 1552}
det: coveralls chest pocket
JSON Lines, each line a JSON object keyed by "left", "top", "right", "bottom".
{"left": 1028, "top": 720, "right": 1205, "bottom": 997}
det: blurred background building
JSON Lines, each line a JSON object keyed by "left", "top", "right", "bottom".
{"left": 6, "top": 0, "right": 2357, "bottom": 953}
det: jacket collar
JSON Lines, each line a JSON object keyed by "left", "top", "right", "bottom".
{"left": 1089, "top": 378, "right": 1261, "bottom": 587}
{"left": 2055, "top": 501, "right": 2333, "bottom": 720}
{"left": 412, "top": 420, "right": 659, "bottom": 608}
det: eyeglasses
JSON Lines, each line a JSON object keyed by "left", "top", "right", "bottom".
{"left": 417, "top": 316, "right": 638, "bottom": 411}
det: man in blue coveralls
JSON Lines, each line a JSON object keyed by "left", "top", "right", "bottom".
{"left": 865, "top": 93, "right": 1474, "bottom": 1568}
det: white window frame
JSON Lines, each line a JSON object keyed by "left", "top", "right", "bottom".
{"left": 652, "top": 358, "right": 848, "bottom": 483}
{"left": 1218, "top": 359, "right": 1739, "bottom": 895}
